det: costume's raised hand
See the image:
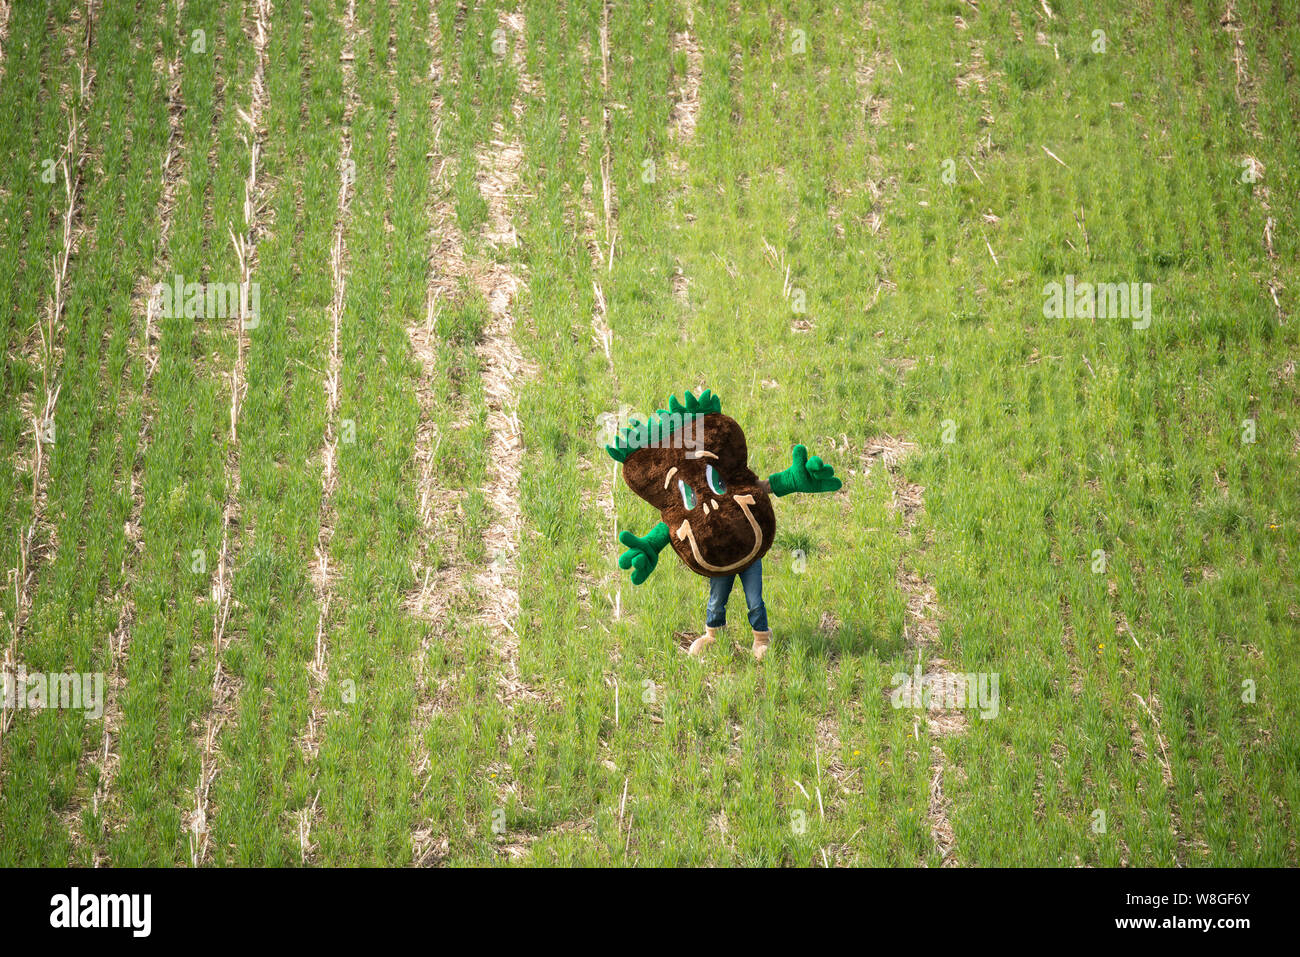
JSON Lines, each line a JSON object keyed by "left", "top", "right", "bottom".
{"left": 618, "top": 521, "right": 671, "bottom": 585}
{"left": 768, "top": 444, "right": 843, "bottom": 497}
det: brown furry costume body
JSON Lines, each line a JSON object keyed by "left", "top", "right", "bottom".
{"left": 619, "top": 412, "right": 776, "bottom": 576}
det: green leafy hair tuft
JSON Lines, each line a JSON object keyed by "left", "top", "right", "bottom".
{"left": 605, "top": 389, "right": 722, "bottom": 462}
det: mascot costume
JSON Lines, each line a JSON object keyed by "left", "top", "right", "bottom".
{"left": 606, "top": 389, "right": 842, "bottom": 660}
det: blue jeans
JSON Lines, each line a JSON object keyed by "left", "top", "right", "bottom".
{"left": 705, "top": 560, "right": 768, "bottom": 632}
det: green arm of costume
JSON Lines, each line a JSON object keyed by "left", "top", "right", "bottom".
{"left": 767, "top": 444, "right": 843, "bottom": 497}
{"left": 618, "top": 522, "right": 671, "bottom": 585}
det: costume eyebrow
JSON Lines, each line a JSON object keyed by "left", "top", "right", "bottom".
{"left": 663, "top": 466, "right": 678, "bottom": 489}
{"left": 685, "top": 450, "right": 717, "bottom": 460}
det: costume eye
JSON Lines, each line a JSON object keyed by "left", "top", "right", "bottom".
{"left": 678, "top": 479, "right": 697, "bottom": 510}
{"left": 706, "top": 464, "right": 726, "bottom": 496}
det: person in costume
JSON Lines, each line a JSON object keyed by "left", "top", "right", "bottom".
{"left": 606, "top": 389, "right": 842, "bottom": 660}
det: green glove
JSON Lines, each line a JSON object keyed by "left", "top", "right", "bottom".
{"left": 618, "top": 521, "right": 671, "bottom": 585}
{"left": 768, "top": 444, "right": 843, "bottom": 497}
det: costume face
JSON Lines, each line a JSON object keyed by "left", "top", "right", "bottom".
{"left": 621, "top": 413, "right": 776, "bottom": 577}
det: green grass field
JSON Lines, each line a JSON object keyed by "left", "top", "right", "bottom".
{"left": 1, "top": 0, "right": 1297, "bottom": 866}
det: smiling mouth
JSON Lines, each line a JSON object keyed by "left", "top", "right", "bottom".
{"left": 675, "top": 494, "right": 762, "bottom": 573}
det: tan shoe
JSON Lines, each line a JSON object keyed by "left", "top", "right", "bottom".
{"left": 751, "top": 629, "right": 772, "bottom": 661}
{"left": 688, "top": 626, "right": 720, "bottom": 656}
